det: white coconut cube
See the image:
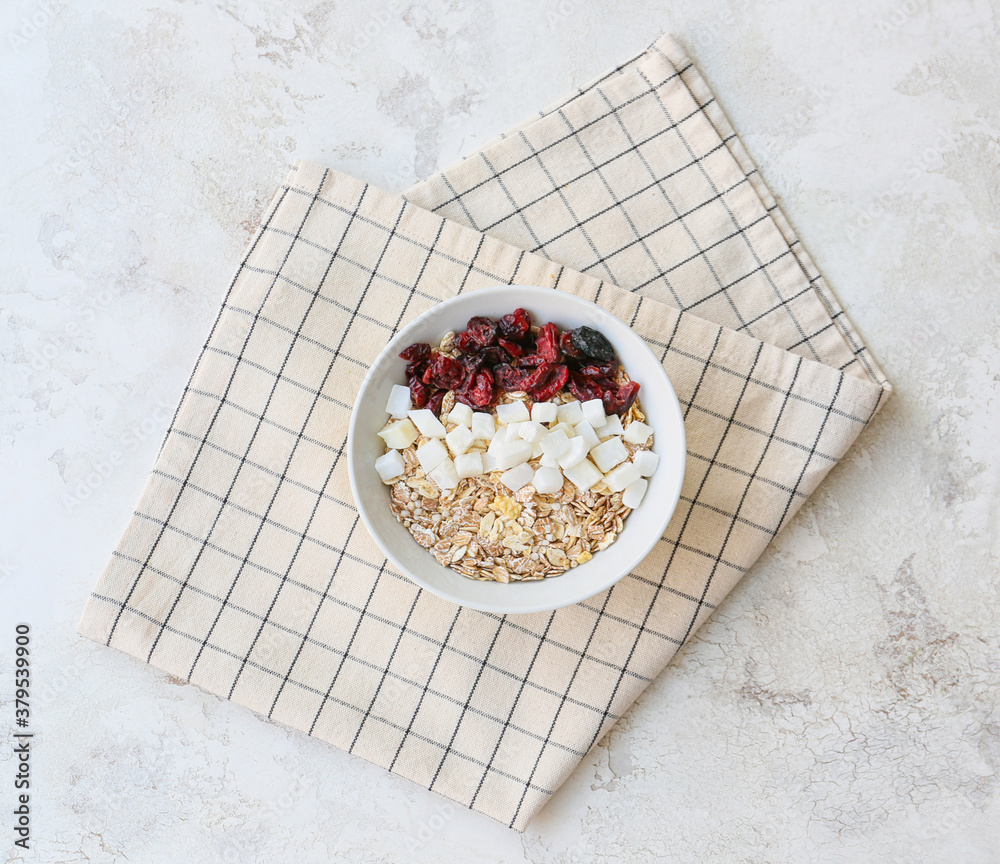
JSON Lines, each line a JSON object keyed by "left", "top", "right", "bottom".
{"left": 604, "top": 461, "right": 641, "bottom": 493}
{"left": 556, "top": 400, "right": 584, "bottom": 425}
{"left": 500, "top": 462, "right": 535, "bottom": 492}
{"left": 622, "top": 477, "right": 648, "bottom": 509}
{"left": 572, "top": 420, "right": 601, "bottom": 452}
{"left": 504, "top": 421, "right": 525, "bottom": 443}
{"left": 377, "top": 418, "right": 418, "bottom": 450}
{"left": 455, "top": 452, "right": 484, "bottom": 480}
{"left": 531, "top": 401, "right": 558, "bottom": 424}
{"left": 487, "top": 434, "right": 506, "bottom": 456}
{"left": 531, "top": 466, "right": 564, "bottom": 494}
{"left": 408, "top": 409, "right": 447, "bottom": 438}
{"left": 557, "top": 436, "right": 589, "bottom": 469}
{"left": 482, "top": 451, "right": 500, "bottom": 473}
{"left": 632, "top": 449, "right": 659, "bottom": 477}
{"left": 539, "top": 429, "right": 571, "bottom": 459}
{"left": 591, "top": 436, "right": 629, "bottom": 473}
{"left": 447, "top": 402, "right": 474, "bottom": 428}
{"left": 375, "top": 450, "right": 405, "bottom": 481}
{"left": 540, "top": 451, "right": 560, "bottom": 468}
{"left": 496, "top": 400, "right": 530, "bottom": 424}
{"left": 623, "top": 420, "right": 653, "bottom": 445}
{"left": 416, "top": 438, "right": 449, "bottom": 473}
{"left": 494, "top": 440, "right": 532, "bottom": 471}
{"left": 548, "top": 421, "right": 576, "bottom": 439}
{"left": 518, "top": 421, "right": 547, "bottom": 443}
{"left": 445, "top": 424, "right": 474, "bottom": 456}
{"left": 429, "top": 458, "right": 459, "bottom": 490}
{"left": 601, "top": 414, "right": 624, "bottom": 438}
{"left": 531, "top": 441, "right": 544, "bottom": 459}
{"left": 471, "top": 412, "right": 495, "bottom": 441}
{"left": 385, "top": 384, "right": 412, "bottom": 419}
{"left": 563, "top": 458, "right": 602, "bottom": 492}
{"left": 581, "top": 398, "right": 607, "bottom": 428}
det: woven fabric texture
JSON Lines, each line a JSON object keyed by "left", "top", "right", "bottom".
{"left": 78, "top": 34, "right": 889, "bottom": 830}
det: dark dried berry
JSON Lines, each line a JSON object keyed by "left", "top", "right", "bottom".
{"left": 399, "top": 342, "right": 431, "bottom": 362}
{"left": 406, "top": 360, "right": 428, "bottom": 381}
{"left": 530, "top": 364, "right": 569, "bottom": 402}
{"left": 494, "top": 363, "right": 530, "bottom": 392}
{"left": 422, "top": 353, "right": 466, "bottom": 390}
{"left": 517, "top": 353, "right": 547, "bottom": 368}
{"left": 568, "top": 373, "right": 603, "bottom": 403}
{"left": 498, "top": 307, "right": 531, "bottom": 342}
{"left": 498, "top": 338, "right": 525, "bottom": 358}
{"left": 455, "top": 330, "right": 480, "bottom": 354}
{"left": 577, "top": 361, "right": 618, "bottom": 379}
{"left": 570, "top": 326, "right": 615, "bottom": 363}
{"left": 602, "top": 381, "right": 640, "bottom": 415}
{"left": 408, "top": 376, "right": 430, "bottom": 408}
{"left": 536, "top": 322, "right": 561, "bottom": 364}
{"left": 458, "top": 352, "right": 484, "bottom": 373}
{"left": 560, "top": 330, "right": 586, "bottom": 360}
{"left": 478, "top": 346, "right": 509, "bottom": 367}
{"left": 455, "top": 368, "right": 495, "bottom": 409}
{"left": 520, "top": 364, "right": 553, "bottom": 393}
{"left": 427, "top": 389, "right": 445, "bottom": 417}
{"left": 465, "top": 316, "right": 497, "bottom": 348}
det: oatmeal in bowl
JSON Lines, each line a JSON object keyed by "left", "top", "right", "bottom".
{"left": 348, "top": 285, "right": 685, "bottom": 615}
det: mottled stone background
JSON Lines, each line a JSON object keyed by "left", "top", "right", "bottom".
{"left": 2, "top": 0, "right": 999, "bottom": 861}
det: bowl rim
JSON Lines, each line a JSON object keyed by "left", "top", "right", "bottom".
{"left": 347, "top": 284, "right": 686, "bottom": 614}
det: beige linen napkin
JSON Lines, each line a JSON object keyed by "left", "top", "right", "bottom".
{"left": 78, "top": 34, "right": 889, "bottom": 830}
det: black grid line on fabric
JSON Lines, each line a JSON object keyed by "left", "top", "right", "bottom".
{"left": 677, "top": 355, "right": 805, "bottom": 647}
{"left": 655, "top": 535, "right": 748, "bottom": 574}
{"left": 103, "top": 173, "right": 330, "bottom": 649}
{"left": 478, "top": 150, "right": 548, "bottom": 253}
{"left": 428, "top": 63, "right": 694, "bottom": 214}
{"left": 108, "top": 551, "right": 586, "bottom": 758}
{"left": 173, "top": 180, "right": 370, "bottom": 675}
{"left": 89, "top": 593, "right": 555, "bottom": 796}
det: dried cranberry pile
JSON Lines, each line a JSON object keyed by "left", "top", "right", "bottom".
{"left": 399, "top": 309, "right": 640, "bottom": 416}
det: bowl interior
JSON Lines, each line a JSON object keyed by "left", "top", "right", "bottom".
{"left": 348, "top": 285, "right": 686, "bottom": 615}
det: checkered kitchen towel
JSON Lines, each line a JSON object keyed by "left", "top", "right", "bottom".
{"left": 78, "top": 34, "right": 890, "bottom": 830}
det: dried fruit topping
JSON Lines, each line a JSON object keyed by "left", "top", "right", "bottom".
{"left": 497, "top": 308, "right": 531, "bottom": 342}
{"left": 454, "top": 330, "right": 480, "bottom": 354}
{"left": 529, "top": 364, "right": 570, "bottom": 402}
{"left": 455, "top": 368, "right": 495, "bottom": 409}
{"left": 560, "top": 330, "right": 586, "bottom": 360}
{"left": 536, "top": 322, "right": 561, "bottom": 364}
{"left": 570, "top": 326, "right": 615, "bottom": 363}
{"left": 577, "top": 361, "right": 617, "bottom": 379}
{"left": 477, "top": 346, "right": 509, "bottom": 367}
{"left": 427, "top": 389, "right": 446, "bottom": 417}
{"left": 399, "top": 342, "right": 431, "bottom": 363}
{"left": 465, "top": 316, "right": 498, "bottom": 348}
{"left": 498, "top": 338, "right": 525, "bottom": 358}
{"left": 493, "top": 363, "right": 530, "bottom": 392}
{"left": 517, "top": 353, "right": 547, "bottom": 368}
{"left": 422, "top": 353, "right": 466, "bottom": 390}
{"left": 568, "top": 373, "right": 603, "bottom": 403}
{"left": 602, "top": 380, "right": 640, "bottom": 415}
{"left": 408, "top": 375, "right": 430, "bottom": 408}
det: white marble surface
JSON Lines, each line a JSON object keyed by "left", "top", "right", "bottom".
{"left": 2, "top": 1, "right": 999, "bottom": 861}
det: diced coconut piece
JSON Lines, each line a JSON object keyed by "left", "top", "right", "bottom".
{"left": 604, "top": 461, "right": 641, "bottom": 493}
{"left": 556, "top": 400, "right": 584, "bottom": 425}
{"left": 504, "top": 421, "right": 525, "bottom": 443}
{"left": 622, "top": 477, "right": 648, "bottom": 509}
{"left": 375, "top": 450, "right": 405, "bottom": 481}
{"left": 385, "top": 384, "right": 412, "bottom": 419}
{"left": 531, "top": 466, "right": 564, "bottom": 494}
{"left": 601, "top": 414, "right": 624, "bottom": 438}
{"left": 632, "top": 449, "right": 659, "bottom": 477}
{"left": 531, "top": 401, "right": 558, "bottom": 424}
{"left": 539, "top": 429, "right": 571, "bottom": 459}
{"left": 581, "top": 398, "right": 607, "bottom": 428}
{"left": 563, "top": 458, "right": 602, "bottom": 492}
{"left": 487, "top": 434, "right": 506, "bottom": 456}
{"left": 500, "top": 462, "right": 535, "bottom": 492}
{"left": 416, "top": 438, "right": 449, "bottom": 473}
{"left": 378, "top": 418, "right": 418, "bottom": 450}
{"left": 408, "top": 409, "right": 447, "bottom": 438}
{"left": 429, "top": 458, "right": 459, "bottom": 490}
{"left": 531, "top": 441, "right": 544, "bottom": 459}
{"left": 482, "top": 451, "right": 500, "bottom": 473}
{"left": 557, "top": 436, "right": 589, "bottom": 469}
{"left": 494, "top": 440, "right": 532, "bottom": 471}
{"left": 518, "top": 421, "right": 547, "bottom": 443}
{"left": 455, "top": 452, "right": 484, "bottom": 479}
{"left": 496, "top": 400, "right": 530, "bottom": 424}
{"left": 540, "top": 451, "right": 560, "bottom": 468}
{"left": 446, "top": 424, "right": 474, "bottom": 456}
{"left": 447, "top": 402, "right": 474, "bottom": 427}
{"left": 623, "top": 420, "right": 653, "bottom": 445}
{"left": 548, "top": 421, "right": 576, "bottom": 438}
{"left": 591, "top": 436, "right": 629, "bottom": 473}
{"left": 573, "top": 420, "right": 601, "bottom": 452}
{"left": 471, "top": 412, "right": 495, "bottom": 441}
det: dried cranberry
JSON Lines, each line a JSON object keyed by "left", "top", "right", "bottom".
{"left": 602, "top": 381, "right": 640, "bottom": 415}
{"left": 578, "top": 361, "right": 618, "bottom": 379}
{"left": 530, "top": 364, "right": 569, "bottom": 402}
{"left": 406, "top": 360, "right": 428, "bottom": 381}
{"left": 570, "top": 326, "right": 615, "bottom": 363}
{"left": 560, "top": 331, "right": 586, "bottom": 360}
{"left": 536, "top": 323, "right": 561, "bottom": 364}
{"left": 456, "top": 368, "right": 495, "bottom": 408}
{"left": 498, "top": 308, "right": 531, "bottom": 342}
{"left": 427, "top": 389, "right": 445, "bottom": 416}
{"left": 455, "top": 330, "right": 480, "bottom": 354}
{"left": 478, "top": 346, "right": 509, "bottom": 367}
{"left": 458, "top": 352, "right": 484, "bottom": 373}
{"left": 568, "top": 373, "right": 603, "bottom": 403}
{"left": 498, "top": 338, "right": 525, "bottom": 358}
{"left": 408, "top": 376, "right": 430, "bottom": 408}
{"left": 399, "top": 342, "right": 431, "bottom": 363}
{"left": 465, "top": 316, "right": 497, "bottom": 348}
{"left": 421, "top": 353, "right": 466, "bottom": 390}
{"left": 517, "top": 353, "right": 547, "bottom": 368}
{"left": 494, "top": 363, "right": 530, "bottom": 392}
{"left": 520, "top": 364, "right": 554, "bottom": 393}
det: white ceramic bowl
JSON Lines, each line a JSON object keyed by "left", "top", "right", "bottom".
{"left": 348, "top": 285, "right": 685, "bottom": 615}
